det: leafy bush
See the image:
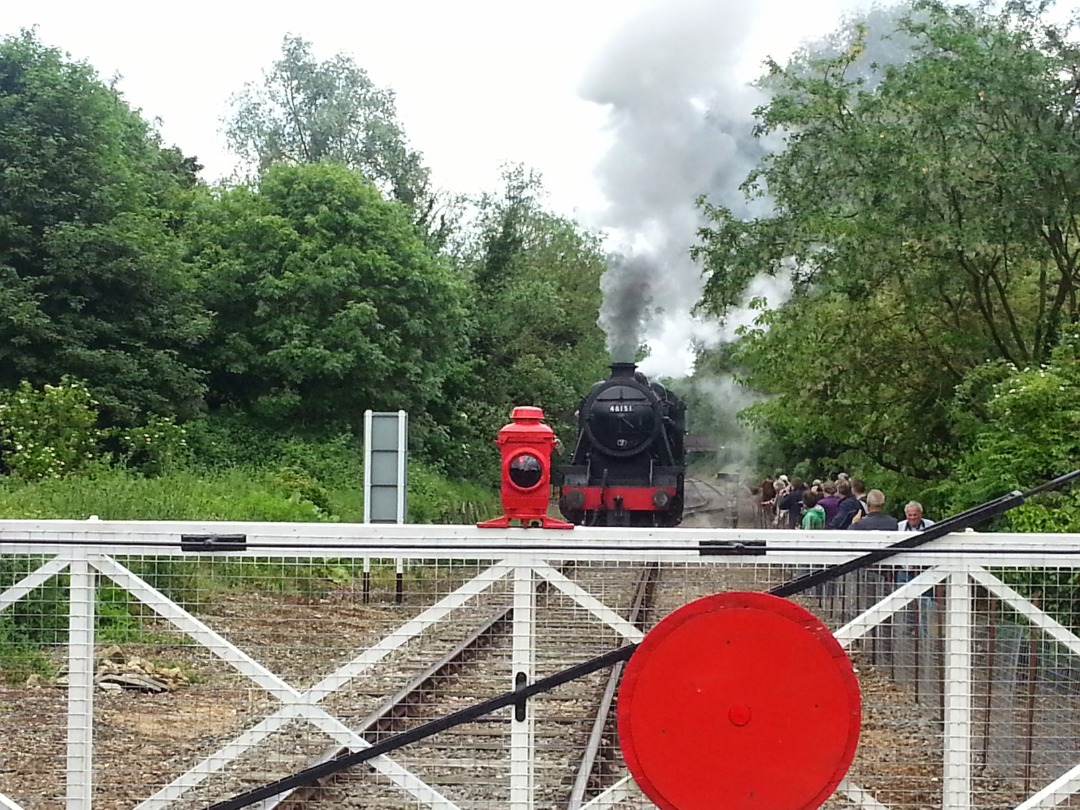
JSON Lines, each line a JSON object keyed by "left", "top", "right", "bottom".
{"left": 1003, "top": 494, "right": 1080, "bottom": 534}
{"left": 0, "top": 377, "right": 105, "bottom": 480}
{"left": 265, "top": 466, "right": 334, "bottom": 516}
{"left": 182, "top": 410, "right": 283, "bottom": 470}
{"left": 408, "top": 462, "right": 500, "bottom": 524}
{"left": 272, "top": 434, "right": 363, "bottom": 492}
{"left": 945, "top": 330, "right": 1080, "bottom": 519}
{"left": 117, "top": 415, "right": 190, "bottom": 476}
{"left": 184, "top": 412, "right": 363, "bottom": 487}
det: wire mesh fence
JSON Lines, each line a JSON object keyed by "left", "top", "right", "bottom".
{"left": 1, "top": 523, "right": 1079, "bottom": 809}
{"left": 810, "top": 563, "right": 1080, "bottom": 808}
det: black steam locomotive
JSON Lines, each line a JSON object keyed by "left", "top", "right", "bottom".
{"left": 555, "top": 362, "right": 687, "bottom": 527}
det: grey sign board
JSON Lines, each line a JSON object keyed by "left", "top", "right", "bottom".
{"left": 363, "top": 410, "right": 408, "bottom": 523}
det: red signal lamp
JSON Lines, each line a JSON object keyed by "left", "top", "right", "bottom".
{"left": 477, "top": 406, "right": 573, "bottom": 529}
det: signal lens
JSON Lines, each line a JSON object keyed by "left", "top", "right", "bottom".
{"left": 509, "top": 453, "right": 543, "bottom": 489}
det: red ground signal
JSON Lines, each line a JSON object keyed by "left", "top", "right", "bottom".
{"left": 477, "top": 406, "right": 573, "bottom": 529}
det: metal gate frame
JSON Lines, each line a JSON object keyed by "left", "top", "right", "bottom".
{"left": 2, "top": 520, "right": 1080, "bottom": 809}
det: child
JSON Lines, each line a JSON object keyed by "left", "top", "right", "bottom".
{"left": 800, "top": 489, "right": 826, "bottom": 530}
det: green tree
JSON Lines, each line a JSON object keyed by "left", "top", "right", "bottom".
{"left": 435, "top": 167, "right": 609, "bottom": 480}
{"left": 225, "top": 35, "right": 451, "bottom": 242}
{"left": 944, "top": 327, "right": 1080, "bottom": 511}
{"left": 0, "top": 31, "right": 208, "bottom": 424}
{"left": 696, "top": 0, "right": 1080, "bottom": 483}
{"left": 187, "top": 162, "right": 466, "bottom": 431}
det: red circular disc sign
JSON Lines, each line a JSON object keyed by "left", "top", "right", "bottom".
{"left": 618, "top": 591, "right": 861, "bottom": 810}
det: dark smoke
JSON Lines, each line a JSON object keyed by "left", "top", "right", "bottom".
{"left": 580, "top": 0, "right": 771, "bottom": 376}
{"left": 598, "top": 254, "right": 656, "bottom": 364}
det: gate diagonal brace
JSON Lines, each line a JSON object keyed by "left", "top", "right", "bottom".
{"left": 212, "top": 469, "right": 1080, "bottom": 810}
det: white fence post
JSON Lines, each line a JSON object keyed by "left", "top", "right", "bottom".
{"left": 943, "top": 567, "right": 974, "bottom": 810}
{"left": 66, "top": 554, "right": 95, "bottom": 810}
{"left": 511, "top": 564, "right": 536, "bottom": 807}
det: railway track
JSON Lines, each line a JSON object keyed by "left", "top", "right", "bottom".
{"left": 267, "top": 607, "right": 515, "bottom": 808}
{"left": 206, "top": 556, "right": 945, "bottom": 810}
{"left": 683, "top": 475, "right": 751, "bottom": 527}
{"left": 164, "top": 589, "right": 520, "bottom": 810}
{"left": 231, "top": 559, "right": 775, "bottom": 809}
{"left": 185, "top": 564, "right": 664, "bottom": 809}
{"left": 566, "top": 563, "right": 658, "bottom": 808}
{"left": 320, "top": 563, "right": 658, "bottom": 808}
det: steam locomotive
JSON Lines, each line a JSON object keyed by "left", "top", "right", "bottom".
{"left": 555, "top": 362, "right": 687, "bottom": 527}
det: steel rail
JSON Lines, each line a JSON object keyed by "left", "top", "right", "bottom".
{"left": 266, "top": 607, "right": 514, "bottom": 809}
{"left": 566, "top": 563, "right": 658, "bottom": 808}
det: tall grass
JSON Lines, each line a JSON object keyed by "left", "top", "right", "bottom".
{"left": 0, "top": 461, "right": 499, "bottom": 524}
{"left": 0, "top": 412, "right": 505, "bottom": 681}
{"left": 0, "top": 466, "right": 329, "bottom": 521}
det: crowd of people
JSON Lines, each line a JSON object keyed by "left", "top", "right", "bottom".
{"left": 755, "top": 473, "right": 935, "bottom": 532}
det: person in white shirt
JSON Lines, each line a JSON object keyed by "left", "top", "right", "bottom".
{"left": 896, "top": 501, "right": 937, "bottom": 633}
{"left": 899, "top": 501, "right": 934, "bottom": 532}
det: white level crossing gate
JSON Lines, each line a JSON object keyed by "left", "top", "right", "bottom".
{"left": 1, "top": 521, "right": 1080, "bottom": 809}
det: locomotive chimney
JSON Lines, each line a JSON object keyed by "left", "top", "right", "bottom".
{"left": 610, "top": 361, "right": 638, "bottom": 379}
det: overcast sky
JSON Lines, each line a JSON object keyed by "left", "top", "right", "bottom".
{"left": 4, "top": 0, "right": 869, "bottom": 376}
{"left": 4, "top": 0, "right": 866, "bottom": 215}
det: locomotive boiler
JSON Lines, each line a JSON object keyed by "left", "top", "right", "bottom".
{"left": 555, "top": 362, "right": 687, "bottom": 527}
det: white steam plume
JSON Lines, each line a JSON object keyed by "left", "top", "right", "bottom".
{"left": 581, "top": 0, "right": 773, "bottom": 377}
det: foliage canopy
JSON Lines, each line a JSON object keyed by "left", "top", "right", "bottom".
{"left": 0, "top": 31, "right": 208, "bottom": 424}
{"left": 696, "top": 0, "right": 1080, "bottom": 498}
{"left": 186, "top": 162, "right": 468, "bottom": 430}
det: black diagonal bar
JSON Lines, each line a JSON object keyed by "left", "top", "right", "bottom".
{"left": 212, "top": 469, "right": 1080, "bottom": 809}
{"left": 207, "top": 645, "right": 635, "bottom": 810}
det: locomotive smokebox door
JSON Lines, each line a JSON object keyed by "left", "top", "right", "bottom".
{"left": 477, "top": 406, "right": 574, "bottom": 529}
{"left": 617, "top": 592, "right": 861, "bottom": 810}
